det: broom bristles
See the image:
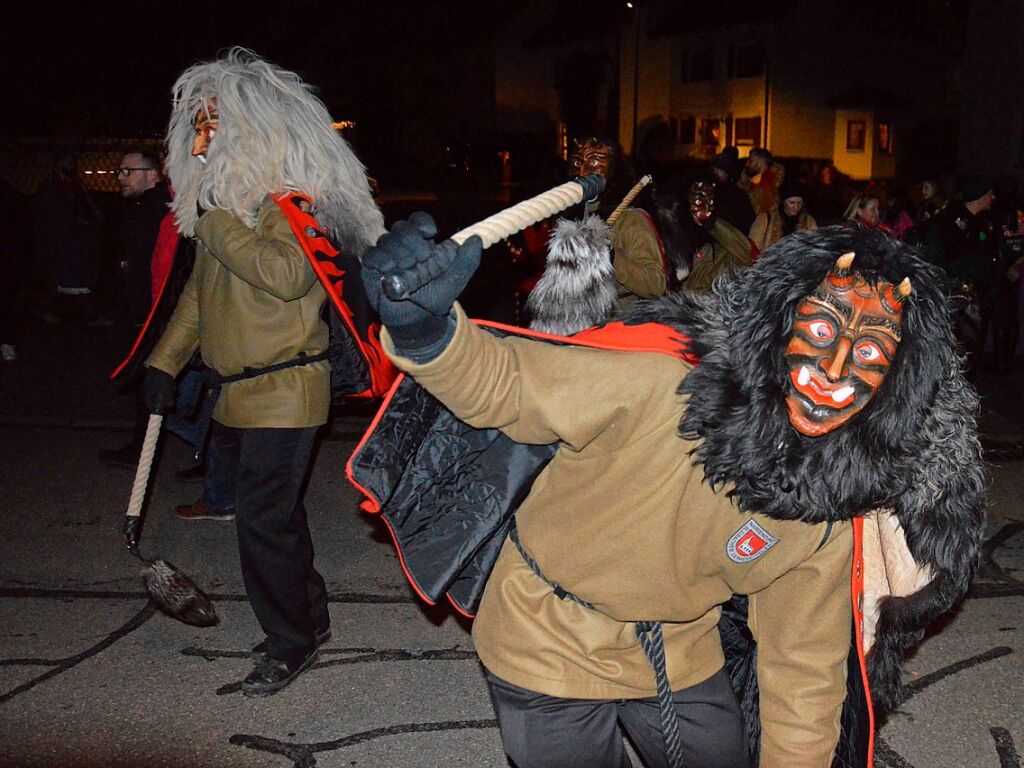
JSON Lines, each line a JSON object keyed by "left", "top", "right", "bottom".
{"left": 142, "top": 559, "right": 219, "bottom": 627}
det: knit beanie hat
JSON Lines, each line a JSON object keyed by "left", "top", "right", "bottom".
{"left": 778, "top": 180, "right": 808, "bottom": 203}
{"left": 962, "top": 175, "right": 992, "bottom": 203}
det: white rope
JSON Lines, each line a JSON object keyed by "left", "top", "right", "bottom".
{"left": 449, "top": 180, "right": 588, "bottom": 248}
{"left": 126, "top": 414, "right": 162, "bottom": 519}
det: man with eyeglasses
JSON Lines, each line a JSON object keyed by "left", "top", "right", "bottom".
{"left": 99, "top": 150, "right": 171, "bottom": 469}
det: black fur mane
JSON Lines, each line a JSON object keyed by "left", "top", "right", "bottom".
{"left": 628, "top": 224, "right": 987, "bottom": 713}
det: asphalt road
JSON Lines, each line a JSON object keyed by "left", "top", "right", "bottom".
{"left": 0, "top": 317, "right": 1021, "bottom": 768}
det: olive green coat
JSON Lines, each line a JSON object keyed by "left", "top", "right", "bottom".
{"left": 147, "top": 202, "right": 330, "bottom": 428}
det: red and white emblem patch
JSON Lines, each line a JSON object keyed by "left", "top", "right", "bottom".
{"left": 726, "top": 519, "right": 778, "bottom": 564}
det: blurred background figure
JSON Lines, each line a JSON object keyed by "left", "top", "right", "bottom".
{"left": 0, "top": 177, "right": 31, "bottom": 362}
{"left": 882, "top": 187, "right": 916, "bottom": 240}
{"left": 844, "top": 193, "right": 882, "bottom": 227}
{"left": 738, "top": 147, "right": 785, "bottom": 216}
{"left": 709, "top": 149, "right": 755, "bottom": 235}
{"left": 749, "top": 179, "right": 817, "bottom": 251}
{"left": 31, "top": 152, "right": 104, "bottom": 325}
{"left": 99, "top": 150, "right": 171, "bottom": 469}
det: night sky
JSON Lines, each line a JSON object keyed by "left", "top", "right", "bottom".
{"left": 2, "top": 1, "right": 502, "bottom": 139}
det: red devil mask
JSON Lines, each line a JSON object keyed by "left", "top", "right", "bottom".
{"left": 784, "top": 253, "right": 910, "bottom": 437}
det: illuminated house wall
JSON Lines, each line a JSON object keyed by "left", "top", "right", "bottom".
{"left": 610, "top": 1, "right": 964, "bottom": 179}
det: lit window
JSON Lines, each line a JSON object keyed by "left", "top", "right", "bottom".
{"left": 734, "top": 116, "right": 762, "bottom": 147}
{"left": 699, "top": 118, "right": 722, "bottom": 146}
{"left": 846, "top": 120, "right": 867, "bottom": 152}
{"left": 877, "top": 121, "right": 892, "bottom": 154}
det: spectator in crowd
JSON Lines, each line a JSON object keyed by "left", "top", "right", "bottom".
{"left": 844, "top": 194, "right": 882, "bottom": 227}
{"left": 99, "top": 150, "right": 171, "bottom": 469}
{"left": 748, "top": 179, "right": 817, "bottom": 251}
{"left": 709, "top": 150, "right": 755, "bottom": 235}
{"left": 738, "top": 147, "right": 785, "bottom": 216}
{"left": 915, "top": 175, "right": 952, "bottom": 225}
{"left": 927, "top": 175, "right": 998, "bottom": 380}
{"left": 0, "top": 177, "right": 30, "bottom": 362}
{"left": 32, "top": 152, "right": 104, "bottom": 324}
{"left": 114, "top": 150, "right": 170, "bottom": 337}
{"left": 883, "top": 187, "right": 916, "bottom": 241}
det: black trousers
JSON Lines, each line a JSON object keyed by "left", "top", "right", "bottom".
{"left": 226, "top": 425, "right": 329, "bottom": 666}
{"left": 486, "top": 668, "right": 749, "bottom": 768}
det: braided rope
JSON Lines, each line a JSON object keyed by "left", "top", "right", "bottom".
{"left": 126, "top": 414, "right": 162, "bottom": 519}
{"left": 511, "top": 526, "right": 685, "bottom": 767}
{"left": 635, "top": 621, "right": 686, "bottom": 768}
{"left": 605, "top": 174, "right": 653, "bottom": 227}
{"left": 449, "top": 180, "right": 587, "bottom": 249}
{"left": 510, "top": 527, "right": 596, "bottom": 609}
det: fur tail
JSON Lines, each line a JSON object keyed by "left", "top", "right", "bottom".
{"left": 866, "top": 572, "right": 963, "bottom": 715}
{"left": 526, "top": 215, "right": 617, "bottom": 336}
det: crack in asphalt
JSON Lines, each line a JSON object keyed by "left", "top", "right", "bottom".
{"left": 875, "top": 646, "right": 1017, "bottom": 768}
{"left": 182, "top": 646, "right": 480, "bottom": 696}
{"left": 0, "top": 604, "right": 156, "bottom": 704}
{"left": 229, "top": 719, "right": 499, "bottom": 768}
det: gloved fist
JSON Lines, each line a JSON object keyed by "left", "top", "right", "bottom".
{"left": 362, "top": 211, "right": 482, "bottom": 328}
{"left": 143, "top": 367, "right": 175, "bottom": 415}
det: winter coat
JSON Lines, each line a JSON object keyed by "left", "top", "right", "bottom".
{"left": 684, "top": 218, "right": 754, "bottom": 293}
{"left": 147, "top": 201, "right": 329, "bottom": 428}
{"left": 749, "top": 207, "right": 818, "bottom": 251}
{"left": 609, "top": 207, "right": 667, "bottom": 310}
{"left": 118, "top": 183, "right": 171, "bottom": 324}
{"left": 380, "top": 303, "right": 853, "bottom": 767}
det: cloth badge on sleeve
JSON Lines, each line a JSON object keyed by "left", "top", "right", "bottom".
{"left": 727, "top": 519, "right": 778, "bottom": 564}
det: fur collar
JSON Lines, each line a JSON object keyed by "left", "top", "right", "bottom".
{"left": 627, "top": 225, "right": 982, "bottom": 527}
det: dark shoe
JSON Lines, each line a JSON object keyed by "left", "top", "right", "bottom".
{"left": 241, "top": 648, "right": 319, "bottom": 697}
{"left": 99, "top": 444, "right": 141, "bottom": 469}
{"left": 251, "top": 627, "right": 332, "bottom": 657}
{"left": 174, "top": 464, "right": 206, "bottom": 483}
{"left": 174, "top": 499, "right": 235, "bottom": 522}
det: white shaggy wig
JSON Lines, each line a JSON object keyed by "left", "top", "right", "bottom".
{"left": 165, "top": 47, "right": 385, "bottom": 255}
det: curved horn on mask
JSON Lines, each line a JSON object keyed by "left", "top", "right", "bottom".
{"left": 882, "top": 276, "right": 913, "bottom": 313}
{"left": 826, "top": 251, "right": 856, "bottom": 289}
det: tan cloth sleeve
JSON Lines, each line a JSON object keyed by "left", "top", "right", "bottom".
{"left": 145, "top": 268, "right": 200, "bottom": 377}
{"left": 195, "top": 208, "right": 316, "bottom": 301}
{"left": 710, "top": 218, "right": 754, "bottom": 269}
{"left": 748, "top": 522, "right": 853, "bottom": 768}
{"left": 382, "top": 303, "right": 663, "bottom": 450}
{"left": 610, "top": 209, "right": 667, "bottom": 298}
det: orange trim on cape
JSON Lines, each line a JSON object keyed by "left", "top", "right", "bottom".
{"left": 852, "top": 516, "right": 876, "bottom": 765}
{"left": 273, "top": 192, "right": 398, "bottom": 399}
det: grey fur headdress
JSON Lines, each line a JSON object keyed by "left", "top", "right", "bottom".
{"left": 165, "top": 47, "right": 384, "bottom": 256}
{"left": 526, "top": 215, "right": 617, "bottom": 335}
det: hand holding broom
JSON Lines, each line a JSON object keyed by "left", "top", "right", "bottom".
{"left": 121, "top": 371, "right": 219, "bottom": 627}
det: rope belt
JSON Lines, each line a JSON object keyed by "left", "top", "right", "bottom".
{"left": 509, "top": 526, "right": 686, "bottom": 768}
{"left": 191, "top": 350, "right": 330, "bottom": 462}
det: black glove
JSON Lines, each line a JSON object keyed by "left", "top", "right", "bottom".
{"left": 362, "top": 212, "right": 482, "bottom": 361}
{"left": 143, "top": 367, "right": 175, "bottom": 415}
{"left": 122, "top": 515, "right": 141, "bottom": 552}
